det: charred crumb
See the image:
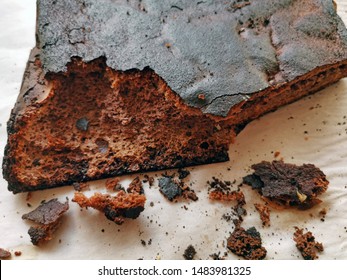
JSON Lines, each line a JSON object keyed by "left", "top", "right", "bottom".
{"left": 0, "top": 248, "right": 11, "bottom": 259}
{"left": 208, "top": 177, "right": 243, "bottom": 202}
{"left": 148, "top": 238, "right": 152, "bottom": 245}
{"left": 143, "top": 175, "right": 155, "bottom": 186}
{"left": 158, "top": 175, "right": 198, "bottom": 202}
{"left": 183, "top": 245, "right": 197, "bottom": 260}
{"left": 22, "top": 198, "right": 69, "bottom": 246}
{"left": 127, "top": 176, "right": 144, "bottom": 194}
{"left": 150, "top": 201, "right": 154, "bottom": 207}
{"left": 26, "top": 192, "right": 32, "bottom": 201}
{"left": 178, "top": 168, "right": 190, "bottom": 179}
{"left": 227, "top": 226, "right": 267, "bottom": 260}
{"left": 141, "top": 239, "right": 146, "bottom": 246}
{"left": 254, "top": 203, "right": 271, "bottom": 227}
{"left": 293, "top": 227, "right": 323, "bottom": 260}
{"left": 105, "top": 177, "right": 123, "bottom": 192}
{"left": 14, "top": 251, "right": 22, "bottom": 257}
{"left": 242, "top": 160, "right": 329, "bottom": 209}
{"left": 72, "top": 182, "right": 90, "bottom": 191}
{"left": 319, "top": 208, "right": 327, "bottom": 222}
{"left": 209, "top": 252, "right": 225, "bottom": 260}
{"left": 72, "top": 191, "right": 146, "bottom": 225}
{"left": 158, "top": 176, "right": 182, "bottom": 201}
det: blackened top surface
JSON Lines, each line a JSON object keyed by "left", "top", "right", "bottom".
{"left": 37, "top": 0, "right": 347, "bottom": 116}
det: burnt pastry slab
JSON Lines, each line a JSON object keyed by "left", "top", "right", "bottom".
{"left": 3, "top": 0, "right": 347, "bottom": 193}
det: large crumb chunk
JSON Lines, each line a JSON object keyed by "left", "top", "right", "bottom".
{"left": 0, "top": 248, "right": 11, "bottom": 259}
{"left": 227, "top": 226, "right": 267, "bottom": 260}
{"left": 293, "top": 227, "right": 323, "bottom": 260}
{"left": 72, "top": 191, "right": 146, "bottom": 225}
{"left": 22, "top": 198, "right": 69, "bottom": 245}
{"left": 243, "top": 160, "right": 328, "bottom": 209}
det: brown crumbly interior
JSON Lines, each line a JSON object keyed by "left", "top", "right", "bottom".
{"left": 4, "top": 55, "right": 347, "bottom": 193}
{"left": 73, "top": 191, "right": 146, "bottom": 225}
{"left": 5, "top": 58, "right": 232, "bottom": 192}
{"left": 293, "top": 227, "right": 324, "bottom": 260}
{"left": 227, "top": 226, "right": 267, "bottom": 260}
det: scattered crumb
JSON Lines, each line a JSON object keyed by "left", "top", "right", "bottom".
{"left": 72, "top": 191, "right": 146, "bottom": 225}
{"left": 143, "top": 175, "right": 155, "bottom": 186}
{"left": 127, "top": 176, "right": 144, "bottom": 194}
{"left": 14, "top": 251, "right": 22, "bottom": 257}
{"left": 26, "top": 192, "right": 32, "bottom": 201}
{"left": 254, "top": 203, "right": 271, "bottom": 227}
{"left": 274, "top": 151, "right": 280, "bottom": 158}
{"left": 0, "top": 248, "right": 11, "bottom": 259}
{"left": 73, "top": 182, "right": 90, "bottom": 191}
{"left": 319, "top": 208, "right": 327, "bottom": 221}
{"left": 105, "top": 178, "right": 123, "bottom": 192}
{"left": 183, "top": 245, "right": 197, "bottom": 260}
{"left": 22, "top": 198, "right": 69, "bottom": 246}
{"left": 227, "top": 226, "right": 267, "bottom": 260}
{"left": 208, "top": 177, "right": 244, "bottom": 203}
{"left": 141, "top": 239, "right": 146, "bottom": 246}
{"left": 158, "top": 176, "right": 182, "bottom": 201}
{"left": 178, "top": 168, "right": 190, "bottom": 179}
{"left": 209, "top": 252, "right": 225, "bottom": 260}
{"left": 293, "top": 227, "right": 323, "bottom": 260}
{"left": 158, "top": 175, "right": 198, "bottom": 202}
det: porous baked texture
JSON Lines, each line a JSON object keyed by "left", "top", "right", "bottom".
{"left": 72, "top": 191, "right": 146, "bottom": 225}
{"left": 3, "top": 0, "right": 347, "bottom": 193}
{"left": 227, "top": 226, "right": 267, "bottom": 260}
{"left": 293, "top": 227, "right": 324, "bottom": 260}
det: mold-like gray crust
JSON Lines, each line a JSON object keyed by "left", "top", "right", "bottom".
{"left": 37, "top": 0, "right": 347, "bottom": 117}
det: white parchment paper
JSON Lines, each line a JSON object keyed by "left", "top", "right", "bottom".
{"left": 0, "top": 0, "right": 347, "bottom": 260}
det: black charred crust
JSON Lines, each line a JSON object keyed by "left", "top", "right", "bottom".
{"left": 37, "top": 0, "right": 347, "bottom": 116}
{"left": 6, "top": 149, "right": 228, "bottom": 193}
{"left": 158, "top": 177, "right": 182, "bottom": 201}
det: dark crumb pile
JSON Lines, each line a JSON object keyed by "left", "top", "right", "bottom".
{"left": 243, "top": 160, "right": 329, "bottom": 209}
{"left": 105, "top": 177, "right": 123, "bottom": 191}
{"left": 293, "top": 227, "right": 324, "bottom": 260}
{"left": 227, "top": 226, "right": 267, "bottom": 260}
{"left": 0, "top": 248, "right": 11, "bottom": 259}
{"left": 158, "top": 174, "right": 198, "bottom": 202}
{"left": 209, "top": 252, "right": 226, "bottom": 260}
{"left": 72, "top": 191, "right": 146, "bottom": 225}
{"left": 127, "top": 176, "right": 144, "bottom": 194}
{"left": 143, "top": 175, "right": 155, "bottom": 186}
{"left": 254, "top": 203, "right": 271, "bottom": 227}
{"left": 22, "top": 198, "right": 69, "bottom": 245}
{"left": 208, "top": 177, "right": 245, "bottom": 203}
{"left": 183, "top": 245, "right": 197, "bottom": 260}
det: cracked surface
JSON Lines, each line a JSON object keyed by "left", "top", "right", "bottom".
{"left": 37, "top": 0, "right": 347, "bottom": 117}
